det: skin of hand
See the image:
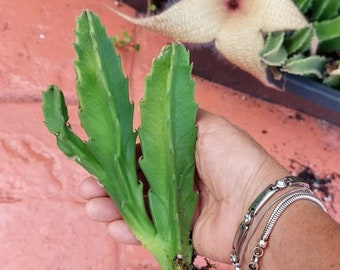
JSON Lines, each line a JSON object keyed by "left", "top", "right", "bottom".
{"left": 79, "top": 109, "right": 289, "bottom": 263}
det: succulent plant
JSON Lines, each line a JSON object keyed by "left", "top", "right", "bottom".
{"left": 111, "top": 0, "right": 309, "bottom": 86}
{"left": 42, "top": 10, "right": 198, "bottom": 270}
{"left": 260, "top": 0, "right": 340, "bottom": 89}
{"left": 113, "top": 0, "right": 340, "bottom": 89}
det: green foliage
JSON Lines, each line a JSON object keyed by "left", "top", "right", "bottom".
{"left": 261, "top": 0, "right": 340, "bottom": 89}
{"left": 309, "top": 0, "right": 340, "bottom": 21}
{"left": 148, "top": 0, "right": 157, "bottom": 12}
{"left": 293, "top": 0, "right": 313, "bottom": 13}
{"left": 313, "top": 16, "right": 340, "bottom": 53}
{"left": 293, "top": 0, "right": 340, "bottom": 21}
{"left": 42, "top": 10, "right": 198, "bottom": 270}
{"left": 324, "top": 72, "right": 340, "bottom": 88}
{"left": 260, "top": 32, "right": 287, "bottom": 66}
{"left": 111, "top": 29, "right": 140, "bottom": 51}
{"left": 139, "top": 43, "right": 198, "bottom": 269}
{"left": 281, "top": 55, "right": 326, "bottom": 78}
{"left": 284, "top": 26, "right": 313, "bottom": 55}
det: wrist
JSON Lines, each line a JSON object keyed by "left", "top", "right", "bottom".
{"left": 241, "top": 159, "right": 289, "bottom": 221}
{"left": 229, "top": 173, "right": 292, "bottom": 267}
{"left": 227, "top": 160, "right": 289, "bottom": 265}
{"left": 244, "top": 200, "right": 330, "bottom": 270}
{"left": 230, "top": 175, "right": 320, "bottom": 269}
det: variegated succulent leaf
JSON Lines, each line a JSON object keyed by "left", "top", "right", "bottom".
{"left": 284, "top": 26, "right": 314, "bottom": 55}
{"left": 260, "top": 32, "right": 287, "bottom": 66}
{"left": 260, "top": 1, "right": 340, "bottom": 85}
{"left": 281, "top": 55, "right": 326, "bottom": 79}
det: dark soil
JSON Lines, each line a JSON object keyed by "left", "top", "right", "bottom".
{"left": 184, "top": 252, "right": 216, "bottom": 270}
{"left": 289, "top": 159, "right": 339, "bottom": 203}
{"left": 192, "top": 258, "right": 216, "bottom": 270}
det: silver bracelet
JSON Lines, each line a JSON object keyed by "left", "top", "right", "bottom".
{"left": 248, "top": 190, "right": 327, "bottom": 270}
{"left": 230, "top": 176, "right": 309, "bottom": 270}
{"left": 239, "top": 187, "right": 312, "bottom": 261}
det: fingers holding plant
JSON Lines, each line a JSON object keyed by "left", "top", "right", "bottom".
{"left": 79, "top": 176, "right": 141, "bottom": 245}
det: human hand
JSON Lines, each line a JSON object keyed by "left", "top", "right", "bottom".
{"left": 192, "top": 110, "right": 288, "bottom": 262}
{"left": 79, "top": 109, "right": 289, "bottom": 263}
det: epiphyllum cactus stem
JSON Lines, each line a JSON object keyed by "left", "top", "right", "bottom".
{"left": 43, "top": 11, "right": 199, "bottom": 270}
{"left": 112, "top": 0, "right": 309, "bottom": 85}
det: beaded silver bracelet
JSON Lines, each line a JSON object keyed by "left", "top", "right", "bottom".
{"left": 247, "top": 190, "right": 327, "bottom": 270}
{"left": 229, "top": 176, "right": 309, "bottom": 270}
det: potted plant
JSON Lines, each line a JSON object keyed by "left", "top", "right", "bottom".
{"left": 117, "top": 0, "right": 340, "bottom": 125}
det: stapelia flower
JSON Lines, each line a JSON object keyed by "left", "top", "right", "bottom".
{"left": 113, "top": 0, "right": 308, "bottom": 85}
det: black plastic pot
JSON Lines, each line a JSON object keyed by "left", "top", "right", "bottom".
{"left": 122, "top": 0, "right": 340, "bottom": 126}
{"left": 189, "top": 45, "right": 340, "bottom": 126}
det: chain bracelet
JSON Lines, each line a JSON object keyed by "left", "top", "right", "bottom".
{"left": 239, "top": 187, "right": 311, "bottom": 261}
{"left": 230, "top": 176, "right": 309, "bottom": 269}
{"left": 248, "top": 190, "right": 327, "bottom": 270}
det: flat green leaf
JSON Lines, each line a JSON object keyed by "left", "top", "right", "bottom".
{"left": 314, "top": 16, "right": 340, "bottom": 41}
{"left": 42, "top": 84, "right": 69, "bottom": 135}
{"left": 43, "top": 10, "right": 155, "bottom": 245}
{"left": 314, "top": 16, "right": 340, "bottom": 53}
{"left": 317, "top": 36, "right": 340, "bottom": 53}
{"left": 74, "top": 10, "right": 156, "bottom": 239}
{"left": 43, "top": 11, "right": 200, "bottom": 270}
{"left": 260, "top": 32, "right": 288, "bottom": 66}
{"left": 42, "top": 85, "right": 106, "bottom": 179}
{"left": 284, "top": 27, "right": 313, "bottom": 55}
{"left": 286, "top": 53, "right": 306, "bottom": 62}
{"left": 138, "top": 43, "right": 198, "bottom": 269}
{"left": 75, "top": 11, "right": 133, "bottom": 170}
{"left": 293, "top": 0, "right": 313, "bottom": 13}
{"left": 310, "top": 0, "right": 340, "bottom": 21}
{"left": 281, "top": 55, "right": 326, "bottom": 78}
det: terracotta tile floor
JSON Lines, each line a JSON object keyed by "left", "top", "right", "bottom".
{"left": 0, "top": 1, "right": 339, "bottom": 269}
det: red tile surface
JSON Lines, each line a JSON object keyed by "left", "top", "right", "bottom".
{"left": 0, "top": 0, "right": 339, "bottom": 269}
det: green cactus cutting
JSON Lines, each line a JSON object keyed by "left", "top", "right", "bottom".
{"left": 42, "top": 10, "right": 198, "bottom": 270}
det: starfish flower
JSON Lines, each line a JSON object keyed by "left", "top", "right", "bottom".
{"left": 113, "top": 0, "right": 308, "bottom": 85}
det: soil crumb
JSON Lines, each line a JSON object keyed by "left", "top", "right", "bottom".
{"left": 192, "top": 257, "right": 216, "bottom": 269}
